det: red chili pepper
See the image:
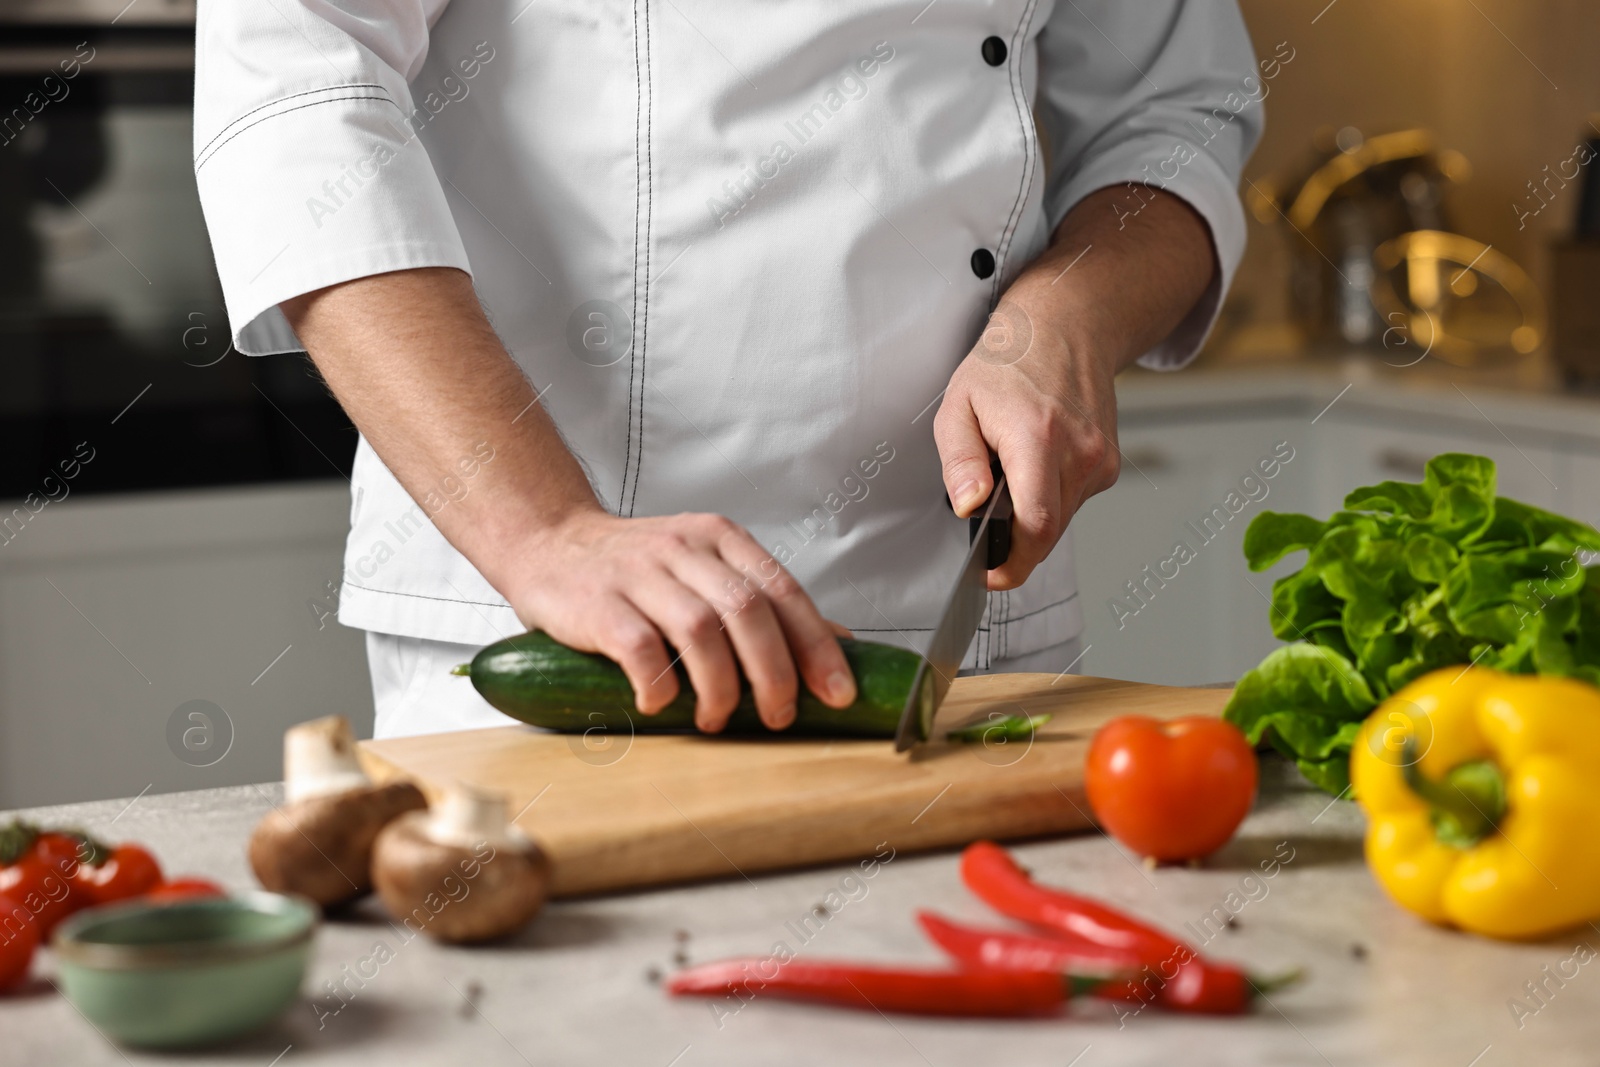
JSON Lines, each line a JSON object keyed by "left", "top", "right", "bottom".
{"left": 916, "top": 911, "right": 1136, "bottom": 977}
{"left": 958, "top": 841, "right": 1300, "bottom": 1014}
{"left": 961, "top": 841, "right": 1180, "bottom": 960}
{"left": 1111, "top": 956, "right": 1260, "bottom": 1014}
{"left": 667, "top": 956, "right": 1102, "bottom": 1017}
{"left": 918, "top": 909, "right": 1254, "bottom": 1013}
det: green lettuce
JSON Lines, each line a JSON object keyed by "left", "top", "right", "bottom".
{"left": 1225, "top": 453, "right": 1600, "bottom": 795}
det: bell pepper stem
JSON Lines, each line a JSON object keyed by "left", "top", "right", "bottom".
{"left": 1399, "top": 737, "right": 1506, "bottom": 847}
{"left": 451, "top": 663, "right": 471, "bottom": 676}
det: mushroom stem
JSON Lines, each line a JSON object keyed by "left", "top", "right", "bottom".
{"left": 428, "top": 784, "right": 529, "bottom": 849}
{"left": 283, "top": 716, "right": 370, "bottom": 804}
{"left": 251, "top": 715, "right": 427, "bottom": 907}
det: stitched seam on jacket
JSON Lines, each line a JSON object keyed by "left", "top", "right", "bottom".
{"left": 1001, "top": 590, "right": 1078, "bottom": 625}
{"left": 1006, "top": 589, "right": 1014, "bottom": 659}
{"left": 990, "top": 0, "right": 1043, "bottom": 307}
{"left": 619, "top": 0, "right": 640, "bottom": 512}
{"left": 195, "top": 83, "right": 390, "bottom": 163}
{"left": 621, "top": 0, "right": 652, "bottom": 515}
{"left": 992, "top": 591, "right": 1001, "bottom": 663}
{"left": 629, "top": 0, "right": 654, "bottom": 517}
{"left": 195, "top": 93, "right": 400, "bottom": 171}
{"left": 1000, "top": 589, "right": 1011, "bottom": 660}
{"left": 996, "top": 590, "right": 1007, "bottom": 663}
{"left": 982, "top": 594, "right": 992, "bottom": 669}
{"left": 342, "top": 583, "right": 510, "bottom": 609}
{"left": 977, "top": 597, "right": 987, "bottom": 669}
{"left": 617, "top": 0, "right": 636, "bottom": 515}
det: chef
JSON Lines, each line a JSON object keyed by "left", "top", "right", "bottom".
{"left": 195, "top": 1, "right": 1261, "bottom": 738}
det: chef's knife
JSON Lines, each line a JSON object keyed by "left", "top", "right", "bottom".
{"left": 893, "top": 464, "right": 1012, "bottom": 751}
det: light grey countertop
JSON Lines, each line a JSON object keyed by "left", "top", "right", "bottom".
{"left": 2, "top": 761, "right": 1595, "bottom": 1067}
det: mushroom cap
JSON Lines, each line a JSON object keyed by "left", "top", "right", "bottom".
{"left": 372, "top": 812, "right": 551, "bottom": 944}
{"left": 249, "top": 780, "right": 427, "bottom": 907}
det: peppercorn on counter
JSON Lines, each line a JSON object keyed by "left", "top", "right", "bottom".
{"left": 4, "top": 760, "right": 1598, "bottom": 1065}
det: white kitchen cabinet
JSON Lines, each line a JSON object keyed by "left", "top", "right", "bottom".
{"left": 1312, "top": 406, "right": 1561, "bottom": 515}
{"left": 1073, "top": 367, "right": 1596, "bottom": 688}
{"left": 1560, "top": 446, "right": 1600, "bottom": 552}
{"left": 0, "top": 483, "right": 369, "bottom": 809}
{"left": 1072, "top": 414, "right": 1310, "bottom": 686}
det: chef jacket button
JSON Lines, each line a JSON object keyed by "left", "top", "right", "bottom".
{"left": 981, "top": 36, "right": 1008, "bottom": 66}
{"left": 971, "top": 248, "right": 996, "bottom": 279}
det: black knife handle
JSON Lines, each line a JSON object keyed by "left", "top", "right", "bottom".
{"left": 981, "top": 493, "right": 1012, "bottom": 570}
{"left": 953, "top": 457, "right": 1011, "bottom": 569}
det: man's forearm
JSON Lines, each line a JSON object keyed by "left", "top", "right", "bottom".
{"left": 1004, "top": 185, "right": 1218, "bottom": 374}
{"left": 281, "top": 266, "right": 855, "bottom": 728}
{"left": 281, "top": 267, "right": 598, "bottom": 598}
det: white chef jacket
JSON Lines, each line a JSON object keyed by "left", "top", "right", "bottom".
{"left": 195, "top": 0, "right": 1260, "bottom": 668}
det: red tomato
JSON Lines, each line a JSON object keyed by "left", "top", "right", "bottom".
{"left": 1085, "top": 715, "right": 1258, "bottom": 863}
{"left": 145, "top": 878, "right": 225, "bottom": 903}
{"left": 80, "top": 845, "right": 163, "bottom": 905}
{"left": 32, "top": 833, "right": 89, "bottom": 878}
{"left": 0, "top": 857, "right": 78, "bottom": 936}
{"left": 0, "top": 893, "right": 39, "bottom": 992}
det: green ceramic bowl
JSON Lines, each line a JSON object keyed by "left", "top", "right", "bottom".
{"left": 53, "top": 891, "right": 317, "bottom": 1048}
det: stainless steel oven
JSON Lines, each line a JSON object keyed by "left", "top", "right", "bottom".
{"left": 0, "top": 0, "right": 354, "bottom": 498}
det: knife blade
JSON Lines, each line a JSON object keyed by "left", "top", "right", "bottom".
{"left": 893, "top": 467, "right": 1012, "bottom": 751}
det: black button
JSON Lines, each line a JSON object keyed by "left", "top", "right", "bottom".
{"left": 971, "top": 248, "right": 996, "bottom": 279}
{"left": 981, "top": 36, "right": 1007, "bottom": 66}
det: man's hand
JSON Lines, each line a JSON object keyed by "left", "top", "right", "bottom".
{"left": 935, "top": 319, "right": 1120, "bottom": 590}
{"left": 933, "top": 186, "right": 1218, "bottom": 589}
{"left": 502, "top": 509, "right": 857, "bottom": 732}
{"left": 283, "top": 267, "right": 855, "bottom": 733}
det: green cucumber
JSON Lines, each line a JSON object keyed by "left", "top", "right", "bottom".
{"left": 455, "top": 631, "right": 924, "bottom": 737}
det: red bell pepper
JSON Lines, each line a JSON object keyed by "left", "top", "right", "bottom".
{"left": 667, "top": 957, "right": 1104, "bottom": 1017}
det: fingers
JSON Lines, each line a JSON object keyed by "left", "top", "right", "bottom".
{"left": 827, "top": 620, "right": 854, "bottom": 639}
{"left": 667, "top": 546, "right": 800, "bottom": 731}
{"left": 933, "top": 394, "right": 994, "bottom": 518}
{"left": 988, "top": 434, "right": 1062, "bottom": 591}
{"left": 586, "top": 595, "right": 681, "bottom": 714}
{"left": 525, "top": 513, "right": 852, "bottom": 735}
{"left": 624, "top": 570, "right": 742, "bottom": 730}
{"left": 717, "top": 528, "right": 857, "bottom": 711}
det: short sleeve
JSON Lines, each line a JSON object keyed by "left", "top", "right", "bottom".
{"left": 193, "top": 0, "right": 471, "bottom": 355}
{"left": 1036, "top": 0, "right": 1264, "bottom": 369}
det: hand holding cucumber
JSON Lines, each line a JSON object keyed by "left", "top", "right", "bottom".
{"left": 282, "top": 270, "right": 854, "bottom": 736}
{"left": 499, "top": 508, "right": 857, "bottom": 733}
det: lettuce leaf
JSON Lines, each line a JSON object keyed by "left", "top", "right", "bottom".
{"left": 1225, "top": 453, "right": 1600, "bottom": 795}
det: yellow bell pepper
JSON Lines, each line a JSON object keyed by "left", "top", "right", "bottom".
{"left": 1351, "top": 666, "right": 1600, "bottom": 940}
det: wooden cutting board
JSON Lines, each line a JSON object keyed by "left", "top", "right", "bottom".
{"left": 358, "top": 672, "right": 1231, "bottom": 898}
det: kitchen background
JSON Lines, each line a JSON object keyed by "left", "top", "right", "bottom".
{"left": 3, "top": 0, "right": 1600, "bottom": 808}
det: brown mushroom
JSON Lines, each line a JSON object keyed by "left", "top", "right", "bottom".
{"left": 248, "top": 716, "right": 425, "bottom": 907}
{"left": 372, "top": 783, "right": 550, "bottom": 943}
